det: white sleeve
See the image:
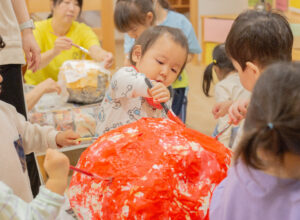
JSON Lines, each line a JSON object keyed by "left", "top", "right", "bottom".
{"left": 14, "top": 112, "right": 59, "bottom": 154}
{"left": 109, "top": 67, "right": 150, "bottom": 99}
{"left": 0, "top": 182, "right": 65, "bottom": 220}
{"left": 214, "top": 83, "right": 231, "bottom": 103}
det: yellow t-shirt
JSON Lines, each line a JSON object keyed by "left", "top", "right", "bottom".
{"left": 172, "top": 69, "right": 188, "bottom": 89}
{"left": 24, "top": 18, "right": 100, "bottom": 85}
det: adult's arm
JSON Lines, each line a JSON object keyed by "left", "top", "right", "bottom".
{"left": 11, "top": 0, "right": 41, "bottom": 72}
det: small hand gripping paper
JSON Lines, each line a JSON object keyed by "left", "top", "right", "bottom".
{"left": 69, "top": 118, "right": 232, "bottom": 219}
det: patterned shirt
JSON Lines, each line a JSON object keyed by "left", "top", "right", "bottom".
{"left": 95, "top": 67, "right": 169, "bottom": 135}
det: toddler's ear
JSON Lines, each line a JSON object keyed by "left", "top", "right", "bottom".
{"left": 131, "top": 45, "right": 142, "bottom": 63}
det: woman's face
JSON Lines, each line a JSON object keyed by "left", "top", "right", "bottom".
{"left": 52, "top": 0, "right": 81, "bottom": 23}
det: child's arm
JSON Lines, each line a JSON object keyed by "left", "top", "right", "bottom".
{"left": 25, "top": 78, "right": 61, "bottom": 111}
{"left": 228, "top": 99, "right": 249, "bottom": 125}
{"left": 13, "top": 107, "right": 80, "bottom": 154}
{"left": 212, "top": 101, "right": 233, "bottom": 119}
{"left": 0, "top": 149, "right": 69, "bottom": 220}
{"left": 110, "top": 67, "right": 171, "bottom": 102}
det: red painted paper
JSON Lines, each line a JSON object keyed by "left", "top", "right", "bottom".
{"left": 69, "top": 118, "right": 232, "bottom": 219}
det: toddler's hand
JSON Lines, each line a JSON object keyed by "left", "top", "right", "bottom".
{"left": 44, "top": 149, "right": 70, "bottom": 195}
{"left": 228, "top": 99, "right": 249, "bottom": 125}
{"left": 56, "top": 130, "right": 81, "bottom": 147}
{"left": 148, "top": 81, "right": 170, "bottom": 104}
{"left": 44, "top": 149, "right": 70, "bottom": 180}
{"left": 212, "top": 100, "right": 233, "bottom": 119}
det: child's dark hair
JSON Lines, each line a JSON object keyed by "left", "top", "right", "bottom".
{"left": 226, "top": 10, "right": 293, "bottom": 70}
{"left": 202, "top": 44, "right": 235, "bottom": 97}
{"left": 48, "top": 0, "right": 83, "bottom": 18}
{"left": 0, "top": 35, "right": 5, "bottom": 49}
{"left": 114, "top": 0, "right": 156, "bottom": 33}
{"left": 235, "top": 62, "right": 300, "bottom": 169}
{"left": 154, "top": 0, "right": 171, "bottom": 9}
{"left": 129, "top": 26, "right": 188, "bottom": 74}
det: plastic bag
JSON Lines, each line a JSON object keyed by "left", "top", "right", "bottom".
{"left": 59, "top": 60, "right": 110, "bottom": 104}
{"left": 69, "top": 118, "right": 232, "bottom": 219}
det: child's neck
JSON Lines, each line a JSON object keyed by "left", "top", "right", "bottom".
{"left": 259, "top": 151, "right": 300, "bottom": 179}
{"left": 154, "top": 3, "right": 168, "bottom": 25}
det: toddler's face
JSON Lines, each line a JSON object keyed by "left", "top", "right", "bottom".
{"left": 128, "top": 24, "right": 150, "bottom": 40}
{"left": 133, "top": 34, "right": 187, "bottom": 87}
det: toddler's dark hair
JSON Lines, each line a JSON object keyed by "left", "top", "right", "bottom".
{"left": 202, "top": 44, "right": 235, "bottom": 97}
{"left": 226, "top": 10, "right": 293, "bottom": 70}
{"left": 114, "top": 0, "right": 156, "bottom": 33}
{"left": 235, "top": 62, "right": 300, "bottom": 169}
{"left": 48, "top": 0, "right": 83, "bottom": 18}
{"left": 129, "top": 26, "right": 189, "bottom": 74}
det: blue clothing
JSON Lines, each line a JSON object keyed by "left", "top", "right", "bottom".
{"left": 210, "top": 160, "right": 300, "bottom": 220}
{"left": 124, "top": 10, "right": 202, "bottom": 54}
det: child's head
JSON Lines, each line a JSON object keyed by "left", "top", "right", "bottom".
{"left": 153, "top": 0, "right": 171, "bottom": 9}
{"left": 130, "top": 26, "right": 188, "bottom": 87}
{"left": 114, "top": 0, "right": 155, "bottom": 39}
{"left": 202, "top": 44, "right": 235, "bottom": 96}
{"left": 235, "top": 62, "right": 300, "bottom": 174}
{"left": 225, "top": 10, "right": 293, "bottom": 91}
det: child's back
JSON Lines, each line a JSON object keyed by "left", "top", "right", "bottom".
{"left": 210, "top": 62, "right": 300, "bottom": 220}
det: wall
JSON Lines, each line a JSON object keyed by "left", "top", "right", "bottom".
{"left": 197, "top": 0, "right": 248, "bottom": 42}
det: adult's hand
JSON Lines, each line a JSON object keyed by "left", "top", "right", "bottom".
{"left": 22, "top": 29, "right": 41, "bottom": 72}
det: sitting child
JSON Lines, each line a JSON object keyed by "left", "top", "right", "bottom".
{"left": 95, "top": 26, "right": 188, "bottom": 135}
{"left": 0, "top": 149, "right": 70, "bottom": 219}
{"left": 210, "top": 62, "right": 300, "bottom": 220}
{"left": 212, "top": 10, "right": 293, "bottom": 148}
{"left": 202, "top": 44, "right": 249, "bottom": 147}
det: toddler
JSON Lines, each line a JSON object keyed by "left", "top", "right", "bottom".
{"left": 96, "top": 26, "right": 188, "bottom": 135}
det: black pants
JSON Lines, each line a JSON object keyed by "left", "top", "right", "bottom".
{"left": 0, "top": 64, "right": 41, "bottom": 197}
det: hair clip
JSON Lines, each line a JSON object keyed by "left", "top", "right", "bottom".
{"left": 267, "top": 122, "right": 274, "bottom": 129}
{"left": 213, "top": 59, "right": 217, "bottom": 64}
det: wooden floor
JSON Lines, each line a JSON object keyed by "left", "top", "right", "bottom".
{"left": 114, "top": 40, "right": 216, "bottom": 136}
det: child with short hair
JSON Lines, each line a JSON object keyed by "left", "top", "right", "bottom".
{"left": 95, "top": 26, "right": 188, "bottom": 135}
{"left": 114, "top": 0, "right": 201, "bottom": 122}
{"left": 213, "top": 10, "right": 293, "bottom": 148}
{"left": 210, "top": 62, "right": 300, "bottom": 220}
{"left": 0, "top": 149, "right": 70, "bottom": 219}
{"left": 202, "top": 44, "right": 249, "bottom": 147}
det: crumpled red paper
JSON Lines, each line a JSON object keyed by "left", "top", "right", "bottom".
{"left": 69, "top": 118, "right": 232, "bottom": 220}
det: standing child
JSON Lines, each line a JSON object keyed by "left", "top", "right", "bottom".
{"left": 212, "top": 10, "right": 293, "bottom": 148}
{"left": 202, "top": 44, "right": 249, "bottom": 148}
{"left": 0, "top": 35, "right": 77, "bottom": 218}
{"left": 114, "top": 0, "right": 201, "bottom": 122}
{"left": 210, "top": 62, "right": 300, "bottom": 220}
{"left": 95, "top": 26, "right": 188, "bottom": 135}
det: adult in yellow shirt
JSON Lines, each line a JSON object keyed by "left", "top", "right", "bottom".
{"left": 25, "top": 0, "right": 114, "bottom": 85}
